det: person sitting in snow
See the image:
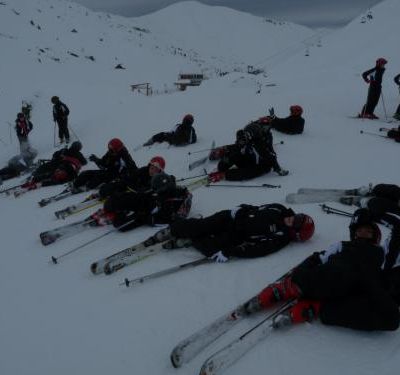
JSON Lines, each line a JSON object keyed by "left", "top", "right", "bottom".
{"left": 72, "top": 138, "right": 137, "bottom": 193}
{"left": 0, "top": 146, "right": 37, "bottom": 184}
{"left": 143, "top": 114, "right": 197, "bottom": 147}
{"left": 98, "top": 156, "right": 166, "bottom": 199}
{"left": 148, "top": 203, "right": 315, "bottom": 261}
{"left": 393, "top": 73, "right": 400, "bottom": 120}
{"left": 256, "top": 105, "right": 305, "bottom": 135}
{"left": 22, "top": 141, "right": 86, "bottom": 190}
{"left": 207, "top": 126, "right": 288, "bottom": 183}
{"left": 241, "top": 207, "right": 399, "bottom": 332}
{"left": 359, "top": 58, "right": 387, "bottom": 119}
{"left": 92, "top": 172, "right": 192, "bottom": 232}
{"left": 15, "top": 112, "right": 33, "bottom": 153}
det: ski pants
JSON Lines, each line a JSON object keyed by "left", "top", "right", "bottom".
{"left": 74, "top": 170, "right": 116, "bottom": 190}
{"left": 292, "top": 264, "right": 399, "bottom": 331}
{"left": 56, "top": 118, "right": 70, "bottom": 142}
{"left": 363, "top": 83, "right": 381, "bottom": 115}
{"left": 152, "top": 132, "right": 173, "bottom": 144}
{"left": 170, "top": 210, "right": 237, "bottom": 256}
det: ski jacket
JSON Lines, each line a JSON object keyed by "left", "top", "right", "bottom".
{"left": 224, "top": 203, "right": 294, "bottom": 258}
{"left": 93, "top": 147, "right": 137, "bottom": 176}
{"left": 53, "top": 101, "right": 69, "bottom": 122}
{"left": 52, "top": 147, "right": 87, "bottom": 172}
{"left": 168, "top": 123, "right": 197, "bottom": 145}
{"left": 15, "top": 118, "right": 33, "bottom": 138}
{"left": 362, "top": 66, "right": 385, "bottom": 86}
{"left": 121, "top": 165, "right": 153, "bottom": 192}
{"left": 270, "top": 115, "right": 305, "bottom": 134}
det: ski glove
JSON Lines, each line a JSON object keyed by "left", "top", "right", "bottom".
{"left": 208, "top": 171, "right": 225, "bottom": 183}
{"left": 210, "top": 251, "right": 229, "bottom": 263}
{"left": 276, "top": 169, "right": 289, "bottom": 176}
{"left": 268, "top": 107, "right": 275, "bottom": 117}
{"left": 89, "top": 154, "right": 99, "bottom": 162}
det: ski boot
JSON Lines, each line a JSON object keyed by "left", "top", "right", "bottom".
{"left": 162, "top": 238, "right": 192, "bottom": 250}
{"left": 273, "top": 300, "right": 320, "bottom": 329}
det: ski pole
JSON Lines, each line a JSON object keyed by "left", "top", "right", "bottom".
{"left": 121, "top": 258, "right": 210, "bottom": 287}
{"left": 320, "top": 204, "right": 353, "bottom": 217}
{"left": 69, "top": 125, "right": 80, "bottom": 142}
{"left": 50, "top": 217, "right": 137, "bottom": 264}
{"left": 207, "top": 183, "right": 281, "bottom": 189}
{"left": 360, "top": 130, "right": 388, "bottom": 139}
{"left": 53, "top": 121, "right": 57, "bottom": 147}
{"left": 380, "top": 90, "right": 388, "bottom": 121}
{"left": 176, "top": 173, "right": 208, "bottom": 182}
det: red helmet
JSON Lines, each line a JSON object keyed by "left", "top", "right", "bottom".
{"left": 182, "top": 114, "right": 194, "bottom": 126}
{"left": 149, "top": 156, "right": 165, "bottom": 171}
{"left": 376, "top": 58, "right": 387, "bottom": 67}
{"left": 290, "top": 214, "right": 315, "bottom": 242}
{"left": 290, "top": 105, "right": 303, "bottom": 116}
{"left": 108, "top": 138, "right": 124, "bottom": 153}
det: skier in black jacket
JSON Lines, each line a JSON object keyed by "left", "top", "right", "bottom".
{"left": 394, "top": 73, "right": 400, "bottom": 120}
{"left": 72, "top": 138, "right": 137, "bottom": 192}
{"left": 98, "top": 156, "right": 166, "bottom": 199}
{"left": 151, "top": 203, "right": 314, "bottom": 261}
{"left": 22, "top": 141, "right": 86, "bottom": 189}
{"left": 243, "top": 208, "right": 399, "bottom": 332}
{"left": 95, "top": 172, "right": 192, "bottom": 232}
{"left": 207, "top": 126, "right": 288, "bottom": 183}
{"left": 143, "top": 114, "right": 197, "bottom": 147}
{"left": 51, "top": 96, "right": 70, "bottom": 144}
{"left": 359, "top": 58, "right": 387, "bottom": 119}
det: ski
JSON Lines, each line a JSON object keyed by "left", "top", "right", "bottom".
{"left": 55, "top": 193, "right": 102, "bottom": 219}
{"left": 103, "top": 241, "right": 169, "bottom": 275}
{"left": 90, "top": 228, "right": 169, "bottom": 275}
{"left": 199, "top": 300, "right": 296, "bottom": 375}
{"left": 39, "top": 217, "right": 98, "bottom": 246}
{"left": 184, "top": 175, "right": 210, "bottom": 192}
{"left": 170, "top": 269, "right": 291, "bottom": 368}
{"left": 189, "top": 141, "right": 216, "bottom": 171}
{"left": 297, "top": 187, "right": 356, "bottom": 195}
{"left": 38, "top": 188, "right": 74, "bottom": 207}
{"left": 285, "top": 192, "right": 350, "bottom": 204}
{"left": 347, "top": 115, "right": 394, "bottom": 124}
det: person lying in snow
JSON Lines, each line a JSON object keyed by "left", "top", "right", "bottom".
{"left": 143, "top": 114, "right": 197, "bottom": 147}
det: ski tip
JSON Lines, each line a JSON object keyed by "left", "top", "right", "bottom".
{"left": 170, "top": 351, "right": 182, "bottom": 368}
{"left": 51, "top": 256, "right": 58, "bottom": 264}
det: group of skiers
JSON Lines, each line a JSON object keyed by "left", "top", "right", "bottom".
{"left": 2, "top": 84, "right": 399, "bottom": 343}
{"left": 359, "top": 57, "right": 400, "bottom": 121}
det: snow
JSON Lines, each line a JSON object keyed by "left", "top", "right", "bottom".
{"left": 1, "top": 0, "right": 400, "bottom": 374}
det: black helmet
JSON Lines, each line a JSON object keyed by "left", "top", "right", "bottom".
{"left": 70, "top": 141, "right": 82, "bottom": 152}
{"left": 151, "top": 173, "right": 176, "bottom": 194}
{"left": 349, "top": 208, "right": 381, "bottom": 244}
{"left": 17, "top": 112, "right": 25, "bottom": 119}
{"left": 51, "top": 96, "right": 59, "bottom": 104}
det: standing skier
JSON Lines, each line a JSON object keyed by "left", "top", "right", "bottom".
{"left": 72, "top": 138, "right": 137, "bottom": 192}
{"left": 394, "top": 73, "right": 400, "bottom": 120}
{"left": 15, "top": 112, "right": 33, "bottom": 153}
{"left": 143, "top": 114, "right": 197, "bottom": 147}
{"left": 151, "top": 203, "right": 315, "bottom": 260}
{"left": 359, "top": 58, "right": 387, "bottom": 119}
{"left": 51, "top": 96, "right": 70, "bottom": 144}
{"left": 244, "top": 208, "right": 399, "bottom": 332}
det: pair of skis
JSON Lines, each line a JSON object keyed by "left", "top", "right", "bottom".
{"left": 285, "top": 187, "right": 366, "bottom": 204}
{"left": 171, "top": 294, "right": 296, "bottom": 375}
{"left": 188, "top": 141, "right": 216, "bottom": 171}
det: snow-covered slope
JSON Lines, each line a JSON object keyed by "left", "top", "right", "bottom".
{"left": 1, "top": 0, "right": 400, "bottom": 374}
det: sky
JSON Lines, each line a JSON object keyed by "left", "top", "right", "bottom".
{"left": 70, "top": 0, "right": 383, "bottom": 28}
